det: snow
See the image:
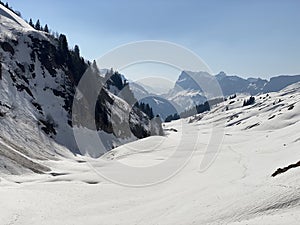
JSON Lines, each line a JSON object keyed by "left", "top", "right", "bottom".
{"left": 153, "top": 98, "right": 165, "bottom": 105}
{"left": 165, "top": 88, "right": 207, "bottom": 111}
{"left": 1, "top": 4, "right": 300, "bottom": 224}
{"left": 0, "top": 4, "right": 36, "bottom": 41}
{"left": 0, "top": 83, "right": 300, "bottom": 224}
{"left": 1, "top": 5, "right": 161, "bottom": 175}
{"left": 0, "top": 5, "right": 33, "bottom": 30}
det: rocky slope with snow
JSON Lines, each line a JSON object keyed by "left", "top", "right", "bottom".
{"left": 0, "top": 4, "right": 162, "bottom": 175}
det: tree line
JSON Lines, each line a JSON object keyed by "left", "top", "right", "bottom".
{"left": 103, "top": 69, "right": 156, "bottom": 121}
{"left": 28, "top": 18, "right": 49, "bottom": 33}
{"left": 165, "top": 97, "right": 224, "bottom": 123}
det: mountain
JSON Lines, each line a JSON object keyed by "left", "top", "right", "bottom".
{"left": 163, "top": 71, "right": 210, "bottom": 111}
{"left": 0, "top": 4, "right": 162, "bottom": 173}
{"left": 163, "top": 71, "right": 300, "bottom": 113}
{"left": 129, "top": 71, "right": 212, "bottom": 120}
{"left": 137, "top": 96, "right": 178, "bottom": 120}
{"left": 129, "top": 82, "right": 178, "bottom": 120}
{"left": 263, "top": 75, "right": 300, "bottom": 93}
{"left": 130, "top": 71, "right": 300, "bottom": 120}
{"left": 128, "top": 82, "right": 149, "bottom": 100}
{"left": 135, "top": 81, "right": 172, "bottom": 95}
{"left": 215, "top": 71, "right": 268, "bottom": 95}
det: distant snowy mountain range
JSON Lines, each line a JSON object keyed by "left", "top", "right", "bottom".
{"left": 130, "top": 71, "right": 300, "bottom": 119}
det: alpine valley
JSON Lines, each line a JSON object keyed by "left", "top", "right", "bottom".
{"left": 1, "top": 3, "right": 300, "bottom": 225}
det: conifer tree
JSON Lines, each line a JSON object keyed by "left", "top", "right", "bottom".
{"left": 35, "top": 19, "right": 41, "bottom": 30}
{"left": 74, "top": 45, "right": 80, "bottom": 58}
{"left": 44, "top": 24, "right": 49, "bottom": 33}
{"left": 29, "top": 18, "right": 34, "bottom": 28}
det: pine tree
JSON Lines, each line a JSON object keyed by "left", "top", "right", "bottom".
{"left": 44, "top": 24, "right": 49, "bottom": 33}
{"left": 29, "top": 18, "right": 34, "bottom": 27}
{"left": 74, "top": 45, "right": 80, "bottom": 58}
{"left": 56, "top": 34, "right": 70, "bottom": 65}
{"left": 58, "top": 34, "right": 69, "bottom": 54}
{"left": 91, "top": 60, "right": 99, "bottom": 74}
{"left": 165, "top": 115, "right": 173, "bottom": 123}
{"left": 149, "top": 107, "right": 154, "bottom": 119}
{"left": 35, "top": 19, "right": 41, "bottom": 30}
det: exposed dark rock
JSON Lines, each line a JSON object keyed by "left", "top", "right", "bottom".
{"left": 39, "top": 119, "right": 57, "bottom": 135}
{"left": 1, "top": 41, "right": 14, "bottom": 55}
{"left": 16, "top": 62, "right": 25, "bottom": 73}
{"left": 31, "top": 101, "right": 43, "bottom": 112}
{"left": 16, "top": 84, "right": 33, "bottom": 98}
{"left": 29, "top": 63, "right": 35, "bottom": 72}
{"left": 245, "top": 123, "right": 260, "bottom": 130}
{"left": 52, "top": 89, "right": 66, "bottom": 98}
{"left": 272, "top": 161, "right": 300, "bottom": 177}
{"left": 268, "top": 115, "right": 276, "bottom": 120}
{"left": 288, "top": 105, "right": 294, "bottom": 110}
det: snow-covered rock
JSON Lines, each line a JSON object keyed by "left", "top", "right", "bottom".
{"left": 0, "top": 4, "right": 162, "bottom": 174}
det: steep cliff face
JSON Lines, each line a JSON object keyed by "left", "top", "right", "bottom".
{"left": 0, "top": 4, "right": 162, "bottom": 174}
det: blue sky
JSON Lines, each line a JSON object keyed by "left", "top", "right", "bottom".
{"left": 8, "top": 0, "right": 300, "bottom": 80}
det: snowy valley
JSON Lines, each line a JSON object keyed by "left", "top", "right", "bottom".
{"left": 1, "top": 77, "right": 300, "bottom": 225}
{"left": 1, "top": 2, "right": 300, "bottom": 225}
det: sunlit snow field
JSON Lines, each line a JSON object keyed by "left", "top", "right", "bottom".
{"left": 1, "top": 83, "right": 300, "bottom": 225}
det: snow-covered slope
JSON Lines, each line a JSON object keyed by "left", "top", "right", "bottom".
{"left": 0, "top": 5, "right": 162, "bottom": 174}
{"left": 0, "top": 4, "right": 34, "bottom": 32}
{"left": 1, "top": 82, "right": 299, "bottom": 224}
{"left": 0, "top": 5, "right": 75, "bottom": 174}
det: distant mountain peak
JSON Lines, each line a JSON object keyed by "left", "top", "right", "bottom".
{"left": 175, "top": 71, "right": 211, "bottom": 91}
{"left": 216, "top": 71, "right": 227, "bottom": 78}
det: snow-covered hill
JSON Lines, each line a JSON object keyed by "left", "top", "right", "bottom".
{"left": 1, "top": 80, "right": 299, "bottom": 224}
{"left": 0, "top": 4, "right": 162, "bottom": 174}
